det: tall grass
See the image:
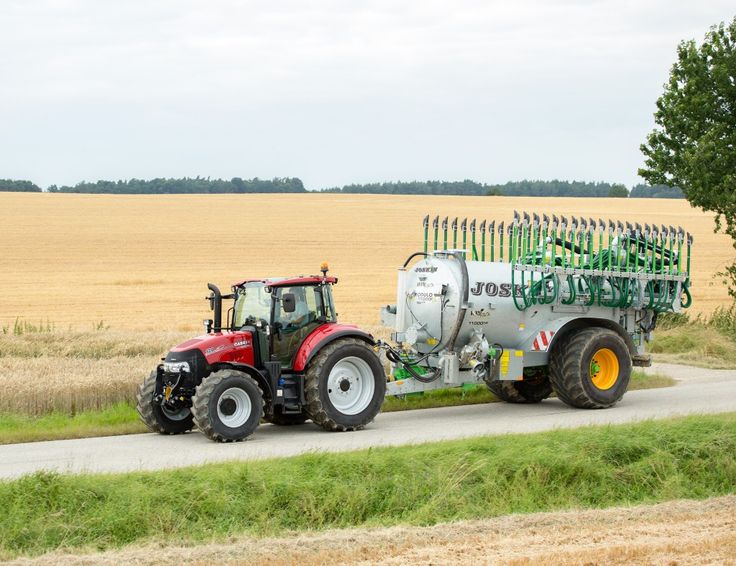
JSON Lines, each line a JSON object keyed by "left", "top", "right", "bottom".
{"left": 650, "top": 303, "right": 736, "bottom": 368}
{"left": 0, "top": 414, "right": 734, "bottom": 559}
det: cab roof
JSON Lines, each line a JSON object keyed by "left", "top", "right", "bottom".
{"left": 233, "top": 275, "right": 338, "bottom": 288}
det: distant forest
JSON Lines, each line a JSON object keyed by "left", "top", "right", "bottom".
{"left": 47, "top": 177, "right": 305, "bottom": 194}
{"left": 0, "top": 177, "right": 684, "bottom": 198}
{"left": 0, "top": 179, "right": 42, "bottom": 192}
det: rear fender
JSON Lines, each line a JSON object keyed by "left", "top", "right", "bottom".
{"left": 292, "top": 323, "right": 375, "bottom": 372}
{"left": 546, "top": 317, "right": 637, "bottom": 358}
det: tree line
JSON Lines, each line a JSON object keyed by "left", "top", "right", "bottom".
{"left": 0, "top": 176, "right": 684, "bottom": 198}
{"left": 46, "top": 177, "right": 305, "bottom": 194}
{"left": 0, "top": 179, "right": 42, "bottom": 192}
{"left": 322, "top": 179, "right": 683, "bottom": 198}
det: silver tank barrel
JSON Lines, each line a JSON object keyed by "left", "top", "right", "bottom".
{"left": 396, "top": 253, "right": 528, "bottom": 353}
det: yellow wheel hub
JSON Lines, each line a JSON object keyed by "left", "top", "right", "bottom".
{"left": 589, "top": 348, "right": 619, "bottom": 390}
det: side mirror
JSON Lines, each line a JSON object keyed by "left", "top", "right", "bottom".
{"left": 282, "top": 293, "right": 296, "bottom": 313}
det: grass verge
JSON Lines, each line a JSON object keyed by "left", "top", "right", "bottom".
{"left": 651, "top": 304, "right": 736, "bottom": 368}
{"left": 0, "top": 371, "right": 672, "bottom": 445}
{"left": 1, "top": 413, "right": 734, "bottom": 560}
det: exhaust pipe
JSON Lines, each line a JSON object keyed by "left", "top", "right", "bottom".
{"left": 207, "top": 283, "right": 222, "bottom": 332}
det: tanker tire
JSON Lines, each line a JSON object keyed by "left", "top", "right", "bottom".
{"left": 486, "top": 376, "right": 552, "bottom": 404}
{"left": 264, "top": 405, "right": 309, "bottom": 426}
{"left": 136, "top": 371, "right": 194, "bottom": 435}
{"left": 305, "top": 338, "right": 386, "bottom": 432}
{"left": 549, "top": 327, "right": 631, "bottom": 409}
{"left": 191, "top": 369, "right": 263, "bottom": 442}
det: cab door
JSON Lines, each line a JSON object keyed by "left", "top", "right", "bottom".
{"left": 271, "top": 285, "right": 323, "bottom": 368}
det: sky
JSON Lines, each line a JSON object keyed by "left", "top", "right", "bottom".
{"left": 0, "top": 1, "right": 733, "bottom": 190}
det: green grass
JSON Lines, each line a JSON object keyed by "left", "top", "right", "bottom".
{"left": 0, "top": 403, "right": 147, "bottom": 445}
{"left": 651, "top": 305, "right": 736, "bottom": 368}
{"left": 1, "top": 413, "right": 734, "bottom": 559}
{"left": 0, "top": 371, "right": 672, "bottom": 445}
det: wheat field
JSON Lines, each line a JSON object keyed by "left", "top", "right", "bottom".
{"left": 1, "top": 192, "right": 732, "bottom": 330}
{"left": 0, "top": 192, "right": 733, "bottom": 415}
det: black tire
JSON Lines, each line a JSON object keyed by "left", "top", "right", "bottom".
{"left": 305, "top": 338, "right": 386, "bottom": 432}
{"left": 191, "top": 369, "right": 264, "bottom": 442}
{"left": 264, "top": 405, "right": 309, "bottom": 426}
{"left": 486, "top": 371, "right": 553, "bottom": 404}
{"left": 549, "top": 327, "right": 631, "bottom": 409}
{"left": 136, "top": 371, "right": 194, "bottom": 435}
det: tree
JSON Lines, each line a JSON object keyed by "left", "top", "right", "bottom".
{"left": 608, "top": 184, "right": 628, "bottom": 198}
{"left": 639, "top": 18, "right": 736, "bottom": 295}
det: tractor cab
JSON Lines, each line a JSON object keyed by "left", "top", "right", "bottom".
{"left": 231, "top": 273, "right": 338, "bottom": 369}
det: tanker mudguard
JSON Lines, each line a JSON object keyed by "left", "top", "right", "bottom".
{"left": 292, "top": 324, "right": 375, "bottom": 372}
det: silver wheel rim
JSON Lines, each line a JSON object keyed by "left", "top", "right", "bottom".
{"left": 327, "top": 356, "right": 376, "bottom": 416}
{"left": 161, "top": 405, "right": 190, "bottom": 421}
{"left": 217, "top": 387, "right": 252, "bottom": 428}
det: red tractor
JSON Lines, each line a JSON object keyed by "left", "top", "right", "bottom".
{"left": 136, "top": 265, "right": 386, "bottom": 442}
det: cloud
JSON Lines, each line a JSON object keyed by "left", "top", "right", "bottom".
{"left": 0, "top": 0, "right": 733, "bottom": 187}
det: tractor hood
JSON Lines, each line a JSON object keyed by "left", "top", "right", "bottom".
{"left": 168, "top": 331, "right": 255, "bottom": 366}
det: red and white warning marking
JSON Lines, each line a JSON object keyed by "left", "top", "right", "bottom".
{"left": 531, "top": 330, "right": 555, "bottom": 351}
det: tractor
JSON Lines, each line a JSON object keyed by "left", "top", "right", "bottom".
{"left": 136, "top": 264, "right": 386, "bottom": 442}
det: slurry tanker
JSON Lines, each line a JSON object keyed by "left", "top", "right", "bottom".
{"left": 137, "top": 212, "right": 692, "bottom": 442}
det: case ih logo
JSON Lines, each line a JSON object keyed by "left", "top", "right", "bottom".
{"left": 233, "top": 339, "right": 251, "bottom": 348}
{"left": 470, "top": 281, "right": 523, "bottom": 298}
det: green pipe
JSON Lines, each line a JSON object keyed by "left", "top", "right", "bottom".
{"left": 423, "top": 215, "right": 429, "bottom": 254}
{"left": 461, "top": 218, "right": 468, "bottom": 253}
{"left": 511, "top": 213, "right": 519, "bottom": 264}
{"left": 432, "top": 216, "right": 439, "bottom": 252}
{"left": 442, "top": 217, "right": 448, "bottom": 250}
{"left": 452, "top": 217, "right": 458, "bottom": 249}
{"left": 488, "top": 220, "right": 494, "bottom": 262}
{"left": 479, "top": 220, "right": 486, "bottom": 261}
{"left": 551, "top": 216, "right": 558, "bottom": 267}
{"left": 498, "top": 221, "right": 504, "bottom": 262}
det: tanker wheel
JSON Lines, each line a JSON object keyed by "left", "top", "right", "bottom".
{"left": 191, "top": 369, "right": 263, "bottom": 442}
{"left": 549, "top": 327, "right": 631, "bottom": 409}
{"left": 486, "top": 370, "right": 552, "bottom": 404}
{"left": 136, "top": 371, "right": 194, "bottom": 435}
{"left": 264, "top": 405, "right": 309, "bottom": 426}
{"left": 305, "top": 338, "right": 386, "bottom": 432}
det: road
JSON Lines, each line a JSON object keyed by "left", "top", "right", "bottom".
{"left": 1, "top": 363, "right": 734, "bottom": 479}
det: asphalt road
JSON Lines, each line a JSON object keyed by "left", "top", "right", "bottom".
{"left": 1, "top": 363, "right": 734, "bottom": 480}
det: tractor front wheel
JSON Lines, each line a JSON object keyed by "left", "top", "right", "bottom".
{"left": 549, "top": 328, "right": 631, "bottom": 409}
{"left": 136, "top": 371, "right": 194, "bottom": 435}
{"left": 305, "top": 338, "right": 386, "bottom": 432}
{"left": 192, "top": 369, "right": 263, "bottom": 442}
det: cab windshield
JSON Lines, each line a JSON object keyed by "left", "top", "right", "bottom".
{"left": 233, "top": 282, "right": 271, "bottom": 327}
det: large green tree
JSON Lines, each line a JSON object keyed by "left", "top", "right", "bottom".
{"left": 639, "top": 18, "right": 736, "bottom": 294}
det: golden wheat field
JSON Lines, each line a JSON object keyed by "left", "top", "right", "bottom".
{"left": 1, "top": 192, "right": 733, "bottom": 329}
{"left": 0, "top": 192, "right": 734, "bottom": 415}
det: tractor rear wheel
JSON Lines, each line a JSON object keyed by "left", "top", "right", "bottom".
{"left": 136, "top": 371, "right": 194, "bottom": 435}
{"left": 192, "top": 369, "right": 263, "bottom": 442}
{"left": 264, "top": 405, "right": 309, "bottom": 426}
{"left": 486, "top": 371, "right": 552, "bottom": 404}
{"left": 305, "top": 338, "right": 386, "bottom": 432}
{"left": 549, "top": 328, "right": 631, "bottom": 409}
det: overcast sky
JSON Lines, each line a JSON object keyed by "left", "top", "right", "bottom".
{"left": 1, "top": 1, "right": 733, "bottom": 190}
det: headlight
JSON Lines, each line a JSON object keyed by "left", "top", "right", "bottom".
{"left": 163, "top": 361, "right": 190, "bottom": 373}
